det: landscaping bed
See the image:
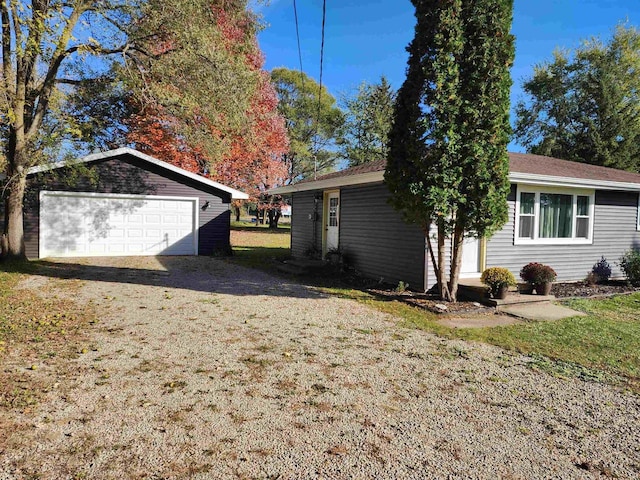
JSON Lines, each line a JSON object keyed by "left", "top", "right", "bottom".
{"left": 367, "top": 288, "right": 494, "bottom": 315}
{"left": 552, "top": 280, "right": 640, "bottom": 299}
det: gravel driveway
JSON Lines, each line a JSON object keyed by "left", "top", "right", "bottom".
{"left": 1, "top": 256, "right": 639, "bottom": 479}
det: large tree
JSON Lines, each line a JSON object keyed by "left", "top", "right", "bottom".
{"left": 514, "top": 24, "right": 640, "bottom": 171}
{"left": 127, "top": 2, "right": 288, "bottom": 205}
{"left": 271, "top": 67, "right": 344, "bottom": 183}
{"left": 339, "top": 76, "right": 396, "bottom": 167}
{"left": 1, "top": 0, "right": 273, "bottom": 258}
{"left": 1, "top": 0, "right": 143, "bottom": 257}
{"left": 385, "top": 0, "right": 514, "bottom": 302}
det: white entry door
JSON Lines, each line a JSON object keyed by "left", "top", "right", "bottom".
{"left": 325, "top": 191, "right": 340, "bottom": 252}
{"left": 460, "top": 236, "right": 481, "bottom": 277}
{"left": 39, "top": 191, "right": 198, "bottom": 258}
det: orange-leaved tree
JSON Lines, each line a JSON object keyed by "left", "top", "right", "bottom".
{"left": 126, "top": 2, "right": 288, "bottom": 219}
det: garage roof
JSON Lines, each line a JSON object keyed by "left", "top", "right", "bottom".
{"left": 26, "top": 148, "right": 249, "bottom": 200}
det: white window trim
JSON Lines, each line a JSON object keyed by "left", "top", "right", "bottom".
{"left": 514, "top": 184, "right": 595, "bottom": 245}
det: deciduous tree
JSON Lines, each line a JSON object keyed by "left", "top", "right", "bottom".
{"left": 514, "top": 24, "right": 640, "bottom": 172}
{"left": 127, "top": 1, "right": 289, "bottom": 211}
{"left": 385, "top": 0, "right": 514, "bottom": 302}
{"left": 1, "top": 0, "right": 142, "bottom": 257}
{"left": 271, "top": 67, "right": 344, "bottom": 183}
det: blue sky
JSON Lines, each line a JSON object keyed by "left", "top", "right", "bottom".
{"left": 256, "top": 0, "right": 640, "bottom": 152}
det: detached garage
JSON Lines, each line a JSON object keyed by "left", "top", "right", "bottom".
{"left": 3, "top": 148, "right": 248, "bottom": 259}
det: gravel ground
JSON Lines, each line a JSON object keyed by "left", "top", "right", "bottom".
{"left": 1, "top": 256, "right": 639, "bottom": 479}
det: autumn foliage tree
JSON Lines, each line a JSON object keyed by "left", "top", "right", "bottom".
{"left": 126, "top": 1, "right": 288, "bottom": 215}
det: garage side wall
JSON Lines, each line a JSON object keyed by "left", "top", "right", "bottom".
{"left": 340, "top": 183, "right": 426, "bottom": 290}
{"left": 23, "top": 155, "right": 231, "bottom": 258}
{"left": 486, "top": 186, "right": 640, "bottom": 281}
{"left": 291, "top": 191, "right": 323, "bottom": 257}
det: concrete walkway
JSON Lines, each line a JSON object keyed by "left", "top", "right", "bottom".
{"left": 498, "top": 301, "right": 587, "bottom": 321}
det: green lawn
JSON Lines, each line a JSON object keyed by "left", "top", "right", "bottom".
{"left": 321, "top": 285, "right": 640, "bottom": 390}
{"left": 229, "top": 221, "right": 291, "bottom": 269}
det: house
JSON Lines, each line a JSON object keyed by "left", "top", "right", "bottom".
{"left": 270, "top": 153, "right": 640, "bottom": 290}
{"left": 0, "top": 148, "right": 248, "bottom": 259}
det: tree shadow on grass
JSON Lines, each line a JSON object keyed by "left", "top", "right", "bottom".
{"left": 230, "top": 225, "right": 291, "bottom": 234}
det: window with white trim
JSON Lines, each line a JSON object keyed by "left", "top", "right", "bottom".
{"left": 514, "top": 186, "right": 595, "bottom": 244}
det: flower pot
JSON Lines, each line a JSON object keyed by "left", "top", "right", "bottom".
{"left": 488, "top": 284, "right": 509, "bottom": 300}
{"left": 534, "top": 282, "right": 552, "bottom": 296}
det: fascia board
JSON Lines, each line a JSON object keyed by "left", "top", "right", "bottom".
{"left": 270, "top": 171, "right": 385, "bottom": 194}
{"left": 509, "top": 172, "right": 640, "bottom": 192}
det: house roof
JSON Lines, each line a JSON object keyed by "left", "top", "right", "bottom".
{"left": 25, "top": 147, "right": 249, "bottom": 200}
{"left": 270, "top": 153, "right": 640, "bottom": 194}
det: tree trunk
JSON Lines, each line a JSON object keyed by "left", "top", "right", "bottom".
{"left": 448, "top": 220, "right": 465, "bottom": 303}
{"left": 235, "top": 205, "right": 241, "bottom": 222}
{"left": 268, "top": 210, "right": 281, "bottom": 229}
{"left": 436, "top": 219, "right": 451, "bottom": 301}
{"left": 5, "top": 173, "right": 27, "bottom": 258}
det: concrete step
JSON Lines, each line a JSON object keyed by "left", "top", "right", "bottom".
{"left": 458, "top": 283, "right": 555, "bottom": 307}
{"left": 276, "top": 263, "right": 307, "bottom": 275}
{"left": 498, "top": 301, "right": 587, "bottom": 321}
{"left": 285, "top": 259, "right": 326, "bottom": 269}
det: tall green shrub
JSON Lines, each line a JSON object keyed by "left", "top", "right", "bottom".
{"left": 385, "top": 0, "right": 515, "bottom": 301}
{"left": 620, "top": 250, "right": 640, "bottom": 286}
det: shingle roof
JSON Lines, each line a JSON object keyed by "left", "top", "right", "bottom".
{"left": 508, "top": 152, "right": 640, "bottom": 184}
{"left": 299, "top": 158, "right": 387, "bottom": 183}
{"left": 308, "top": 153, "right": 640, "bottom": 185}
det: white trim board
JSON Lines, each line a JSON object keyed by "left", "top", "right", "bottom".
{"left": 270, "top": 170, "right": 640, "bottom": 195}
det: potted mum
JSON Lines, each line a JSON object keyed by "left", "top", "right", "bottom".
{"left": 480, "top": 267, "right": 517, "bottom": 299}
{"left": 520, "top": 262, "right": 557, "bottom": 295}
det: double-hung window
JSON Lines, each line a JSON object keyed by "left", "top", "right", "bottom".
{"left": 515, "top": 186, "right": 595, "bottom": 244}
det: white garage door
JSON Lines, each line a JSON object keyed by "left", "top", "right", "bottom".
{"left": 39, "top": 191, "right": 199, "bottom": 258}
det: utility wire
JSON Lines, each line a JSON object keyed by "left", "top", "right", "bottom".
{"left": 314, "top": 0, "right": 327, "bottom": 179}
{"left": 292, "top": 0, "right": 306, "bottom": 94}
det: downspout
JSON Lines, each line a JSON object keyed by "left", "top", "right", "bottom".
{"left": 423, "top": 235, "right": 429, "bottom": 293}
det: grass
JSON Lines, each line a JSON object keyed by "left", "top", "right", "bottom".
{"left": 0, "top": 259, "right": 95, "bottom": 409}
{"left": 229, "top": 220, "right": 291, "bottom": 269}
{"left": 323, "top": 285, "right": 640, "bottom": 390}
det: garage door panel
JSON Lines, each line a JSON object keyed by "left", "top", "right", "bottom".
{"left": 40, "top": 192, "right": 198, "bottom": 258}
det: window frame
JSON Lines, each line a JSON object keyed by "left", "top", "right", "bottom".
{"left": 514, "top": 184, "right": 595, "bottom": 245}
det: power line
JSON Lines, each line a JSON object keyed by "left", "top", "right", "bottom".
{"left": 292, "top": 0, "right": 306, "bottom": 94}
{"left": 314, "top": 0, "right": 327, "bottom": 179}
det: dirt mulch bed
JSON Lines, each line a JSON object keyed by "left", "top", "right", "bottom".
{"left": 367, "top": 288, "right": 494, "bottom": 315}
{"left": 552, "top": 280, "right": 640, "bottom": 299}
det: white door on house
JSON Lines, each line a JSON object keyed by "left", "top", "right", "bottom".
{"left": 325, "top": 192, "right": 340, "bottom": 252}
{"left": 460, "top": 236, "right": 481, "bottom": 277}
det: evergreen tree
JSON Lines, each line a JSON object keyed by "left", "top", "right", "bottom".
{"left": 340, "top": 76, "right": 396, "bottom": 167}
{"left": 385, "top": 0, "right": 514, "bottom": 302}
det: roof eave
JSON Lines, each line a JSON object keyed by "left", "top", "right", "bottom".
{"left": 270, "top": 170, "right": 386, "bottom": 195}
{"left": 510, "top": 172, "right": 640, "bottom": 191}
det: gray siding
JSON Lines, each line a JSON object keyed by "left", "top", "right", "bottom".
{"left": 21, "top": 153, "right": 231, "bottom": 259}
{"left": 487, "top": 186, "right": 640, "bottom": 281}
{"left": 291, "top": 191, "right": 323, "bottom": 257}
{"left": 340, "top": 184, "right": 425, "bottom": 289}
